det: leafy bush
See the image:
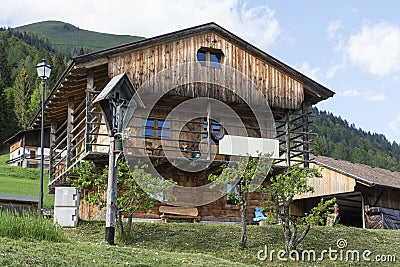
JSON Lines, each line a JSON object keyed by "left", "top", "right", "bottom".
{"left": 0, "top": 211, "right": 65, "bottom": 242}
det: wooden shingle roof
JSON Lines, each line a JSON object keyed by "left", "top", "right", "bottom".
{"left": 313, "top": 155, "right": 400, "bottom": 189}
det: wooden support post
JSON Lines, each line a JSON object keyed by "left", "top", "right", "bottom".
{"left": 302, "top": 103, "right": 309, "bottom": 168}
{"left": 207, "top": 102, "right": 211, "bottom": 160}
{"left": 22, "top": 135, "right": 26, "bottom": 167}
{"left": 285, "top": 111, "right": 291, "bottom": 167}
{"left": 361, "top": 193, "right": 366, "bottom": 229}
{"left": 49, "top": 122, "right": 57, "bottom": 191}
{"left": 67, "top": 96, "right": 74, "bottom": 168}
{"left": 86, "top": 69, "right": 94, "bottom": 153}
{"left": 105, "top": 136, "right": 118, "bottom": 245}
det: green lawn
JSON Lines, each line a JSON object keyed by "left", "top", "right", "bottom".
{"left": 0, "top": 147, "right": 399, "bottom": 266}
{"left": 0, "top": 149, "right": 54, "bottom": 207}
{"left": 1, "top": 221, "right": 399, "bottom": 266}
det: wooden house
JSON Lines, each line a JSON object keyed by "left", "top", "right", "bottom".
{"left": 30, "top": 23, "right": 334, "bottom": 222}
{"left": 4, "top": 129, "right": 50, "bottom": 168}
{"left": 292, "top": 155, "right": 400, "bottom": 229}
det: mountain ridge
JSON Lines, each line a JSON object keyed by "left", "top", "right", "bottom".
{"left": 15, "top": 20, "right": 145, "bottom": 56}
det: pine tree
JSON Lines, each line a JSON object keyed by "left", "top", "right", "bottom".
{"left": 49, "top": 52, "right": 66, "bottom": 88}
{"left": 28, "top": 81, "right": 42, "bottom": 120}
{"left": 13, "top": 66, "right": 32, "bottom": 128}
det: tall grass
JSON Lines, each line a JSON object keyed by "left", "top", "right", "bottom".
{"left": 0, "top": 211, "right": 65, "bottom": 242}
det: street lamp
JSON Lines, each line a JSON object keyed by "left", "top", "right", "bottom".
{"left": 36, "top": 59, "right": 51, "bottom": 216}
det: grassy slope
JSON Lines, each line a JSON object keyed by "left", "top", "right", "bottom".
{"left": 0, "top": 149, "right": 54, "bottom": 207}
{"left": 15, "top": 21, "right": 144, "bottom": 52}
{"left": 1, "top": 221, "right": 399, "bottom": 266}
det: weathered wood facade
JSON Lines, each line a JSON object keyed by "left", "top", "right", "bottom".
{"left": 292, "top": 156, "right": 400, "bottom": 228}
{"left": 31, "top": 23, "right": 334, "bottom": 222}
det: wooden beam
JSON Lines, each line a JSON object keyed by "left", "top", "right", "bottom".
{"left": 285, "top": 111, "right": 290, "bottom": 167}
{"left": 67, "top": 96, "right": 74, "bottom": 168}
{"left": 49, "top": 122, "right": 57, "bottom": 186}
{"left": 86, "top": 69, "right": 94, "bottom": 153}
{"left": 75, "top": 58, "right": 108, "bottom": 69}
{"left": 207, "top": 101, "right": 211, "bottom": 160}
{"left": 302, "top": 102, "right": 309, "bottom": 167}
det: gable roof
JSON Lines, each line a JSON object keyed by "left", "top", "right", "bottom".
{"left": 74, "top": 22, "right": 334, "bottom": 102}
{"left": 313, "top": 155, "right": 400, "bottom": 189}
{"left": 31, "top": 22, "right": 335, "bottom": 128}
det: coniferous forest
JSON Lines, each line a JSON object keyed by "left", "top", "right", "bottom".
{"left": 0, "top": 24, "right": 399, "bottom": 171}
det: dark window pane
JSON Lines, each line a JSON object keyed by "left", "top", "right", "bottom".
{"left": 211, "top": 120, "right": 221, "bottom": 132}
{"left": 210, "top": 52, "right": 221, "bottom": 68}
{"left": 197, "top": 50, "right": 207, "bottom": 67}
{"left": 203, "top": 119, "right": 208, "bottom": 138}
{"left": 203, "top": 118, "right": 221, "bottom": 137}
{"left": 143, "top": 119, "right": 155, "bottom": 127}
{"left": 142, "top": 119, "right": 155, "bottom": 136}
{"left": 158, "top": 120, "right": 170, "bottom": 138}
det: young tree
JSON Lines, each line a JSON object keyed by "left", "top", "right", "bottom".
{"left": 209, "top": 153, "right": 273, "bottom": 248}
{"left": 70, "top": 160, "right": 174, "bottom": 235}
{"left": 69, "top": 161, "right": 107, "bottom": 206}
{"left": 104, "top": 161, "right": 174, "bottom": 235}
{"left": 265, "top": 164, "right": 335, "bottom": 253}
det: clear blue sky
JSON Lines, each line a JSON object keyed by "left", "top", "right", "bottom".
{"left": 1, "top": 0, "right": 399, "bottom": 143}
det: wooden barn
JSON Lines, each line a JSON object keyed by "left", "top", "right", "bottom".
{"left": 30, "top": 23, "right": 334, "bottom": 222}
{"left": 292, "top": 155, "right": 400, "bottom": 229}
{"left": 3, "top": 129, "right": 50, "bottom": 168}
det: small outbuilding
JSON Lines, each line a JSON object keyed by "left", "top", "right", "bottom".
{"left": 292, "top": 156, "right": 400, "bottom": 229}
{"left": 0, "top": 194, "right": 39, "bottom": 213}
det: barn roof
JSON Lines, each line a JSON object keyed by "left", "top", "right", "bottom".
{"left": 73, "top": 22, "right": 335, "bottom": 102}
{"left": 0, "top": 194, "right": 39, "bottom": 203}
{"left": 31, "top": 22, "right": 335, "bottom": 128}
{"left": 3, "top": 129, "right": 38, "bottom": 144}
{"left": 313, "top": 155, "right": 400, "bottom": 190}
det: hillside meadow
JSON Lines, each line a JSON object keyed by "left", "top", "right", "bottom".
{"left": 0, "top": 149, "right": 54, "bottom": 208}
{"left": 0, "top": 219, "right": 399, "bottom": 266}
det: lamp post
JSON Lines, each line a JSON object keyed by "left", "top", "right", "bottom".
{"left": 36, "top": 59, "right": 51, "bottom": 216}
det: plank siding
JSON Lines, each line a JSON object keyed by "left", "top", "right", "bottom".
{"left": 295, "top": 163, "right": 357, "bottom": 199}
{"left": 109, "top": 31, "right": 304, "bottom": 110}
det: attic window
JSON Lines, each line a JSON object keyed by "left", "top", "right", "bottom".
{"left": 197, "top": 48, "right": 224, "bottom": 68}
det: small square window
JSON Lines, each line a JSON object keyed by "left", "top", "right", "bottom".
{"left": 197, "top": 48, "right": 224, "bottom": 68}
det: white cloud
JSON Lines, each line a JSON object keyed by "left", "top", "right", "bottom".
{"left": 299, "top": 61, "right": 345, "bottom": 81}
{"left": 299, "top": 62, "right": 320, "bottom": 81}
{"left": 389, "top": 114, "right": 400, "bottom": 133}
{"left": 342, "top": 89, "right": 385, "bottom": 101}
{"left": 326, "top": 20, "right": 343, "bottom": 40}
{"left": 346, "top": 21, "right": 400, "bottom": 76}
{"left": 343, "top": 89, "right": 361, "bottom": 97}
{"left": 325, "top": 62, "right": 345, "bottom": 79}
{"left": 0, "top": 0, "right": 280, "bottom": 49}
